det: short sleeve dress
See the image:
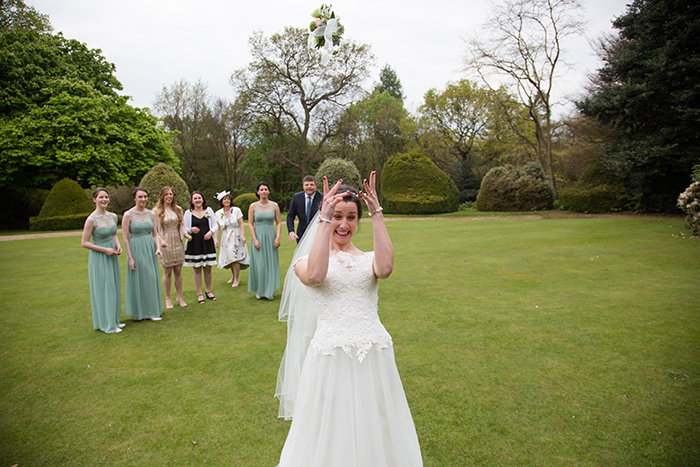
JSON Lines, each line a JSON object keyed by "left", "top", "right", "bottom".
{"left": 124, "top": 210, "right": 163, "bottom": 321}
{"left": 155, "top": 208, "right": 186, "bottom": 268}
{"left": 87, "top": 213, "right": 122, "bottom": 333}
{"left": 248, "top": 202, "right": 280, "bottom": 299}
{"left": 215, "top": 207, "right": 250, "bottom": 270}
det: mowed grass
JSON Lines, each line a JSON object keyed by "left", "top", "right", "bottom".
{"left": 0, "top": 216, "right": 698, "bottom": 466}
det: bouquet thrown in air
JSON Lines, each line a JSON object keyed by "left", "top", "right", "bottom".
{"left": 308, "top": 4, "right": 344, "bottom": 65}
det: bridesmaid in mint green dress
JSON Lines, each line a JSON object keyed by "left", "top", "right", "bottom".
{"left": 247, "top": 182, "right": 282, "bottom": 300}
{"left": 81, "top": 187, "right": 124, "bottom": 334}
{"left": 123, "top": 187, "right": 164, "bottom": 321}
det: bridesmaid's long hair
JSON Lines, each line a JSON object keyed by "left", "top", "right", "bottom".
{"left": 153, "top": 186, "right": 183, "bottom": 227}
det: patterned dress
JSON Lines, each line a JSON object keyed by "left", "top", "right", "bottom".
{"left": 87, "top": 213, "right": 122, "bottom": 333}
{"left": 215, "top": 207, "right": 250, "bottom": 270}
{"left": 155, "top": 208, "right": 186, "bottom": 268}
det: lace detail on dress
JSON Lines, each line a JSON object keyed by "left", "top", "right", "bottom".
{"left": 253, "top": 201, "right": 277, "bottom": 213}
{"left": 91, "top": 213, "right": 117, "bottom": 229}
{"left": 129, "top": 210, "right": 153, "bottom": 222}
{"left": 303, "top": 251, "right": 393, "bottom": 362}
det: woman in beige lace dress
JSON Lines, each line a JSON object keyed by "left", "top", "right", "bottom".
{"left": 153, "top": 186, "right": 191, "bottom": 309}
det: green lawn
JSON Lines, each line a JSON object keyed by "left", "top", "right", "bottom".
{"left": 1, "top": 216, "right": 698, "bottom": 466}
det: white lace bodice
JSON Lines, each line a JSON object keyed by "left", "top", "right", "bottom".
{"left": 302, "top": 251, "right": 392, "bottom": 362}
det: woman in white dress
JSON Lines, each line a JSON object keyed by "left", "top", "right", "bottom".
{"left": 214, "top": 191, "right": 250, "bottom": 287}
{"left": 275, "top": 172, "right": 422, "bottom": 467}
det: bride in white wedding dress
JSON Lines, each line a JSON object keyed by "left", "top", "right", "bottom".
{"left": 275, "top": 173, "right": 422, "bottom": 467}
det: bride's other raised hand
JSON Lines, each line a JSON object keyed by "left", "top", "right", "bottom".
{"left": 360, "top": 171, "right": 381, "bottom": 215}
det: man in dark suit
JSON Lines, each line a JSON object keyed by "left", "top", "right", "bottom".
{"left": 287, "top": 175, "right": 322, "bottom": 243}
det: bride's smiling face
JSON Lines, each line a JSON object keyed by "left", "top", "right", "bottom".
{"left": 330, "top": 201, "right": 358, "bottom": 245}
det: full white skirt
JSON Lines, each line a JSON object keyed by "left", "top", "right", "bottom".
{"left": 278, "top": 345, "right": 423, "bottom": 467}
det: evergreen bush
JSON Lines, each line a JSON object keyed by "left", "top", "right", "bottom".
{"left": 139, "top": 163, "right": 190, "bottom": 209}
{"left": 380, "top": 151, "right": 460, "bottom": 215}
{"left": 476, "top": 163, "right": 554, "bottom": 212}
{"left": 103, "top": 186, "right": 135, "bottom": 215}
{"left": 38, "top": 178, "right": 94, "bottom": 219}
{"left": 558, "top": 162, "right": 632, "bottom": 213}
{"left": 233, "top": 193, "right": 259, "bottom": 220}
{"left": 559, "top": 185, "right": 630, "bottom": 213}
{"left": 30, "top": 213, "right": 91, "bottom": 231}
{"left": 2, "top": 187, "right": 50, "bottom": 227}
{"left": 315, "top": 158, "right": 363, "bottom": 190}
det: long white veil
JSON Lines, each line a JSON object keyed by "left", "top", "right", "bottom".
{"left": 275, "top": 211, "right": 321, "bottom": 420}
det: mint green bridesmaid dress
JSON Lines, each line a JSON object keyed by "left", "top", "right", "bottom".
{"left": 125, "top": 210, "right": 163, "bottom": 320}
{"left": 88, "top": 213, "right": 122, "bottom": 333}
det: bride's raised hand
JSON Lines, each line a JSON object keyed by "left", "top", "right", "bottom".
{"left": 320, "top": 177, "right": 346, "bottom": 220}
{"left": 360, "top": 171, "right": 381, "bottom": 215}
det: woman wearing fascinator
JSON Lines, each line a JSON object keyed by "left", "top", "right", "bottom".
{"left": 214, "top": 191, "right": 250, "bottom": 287}
{"left": 275, "top": 172, "right": 423, "bottom": 466}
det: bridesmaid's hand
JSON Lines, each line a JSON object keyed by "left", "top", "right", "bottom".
{"left": 274, "top": 237, "right": 281, "bottom": 249}
{"left": 155, "top": 249, "right": 162, "bottom": 257}
{"left": 105, "top": 248, "right": 118, "bottom": 256}
{"left": 115, "top": 246, "right": 122, "bottom": 255}
{"left": 191, "top": 226, "right": 200, "bottom": 234}
{"left": 240, "top": 234, "right": 246, "bottom": 244}
{"left": 185, "top": 234, "right": 192, "bottom": 241}
{"left": 203, "top": 231, "right": 212, "bottom": 241}
{"left": 161, "top": 239, "right": 168, "bottom": 248}
{"left": 254, "top": 239, "right": 261, "bottom": 250}
{"left": 128, "top": 257, "right": 136, "bottom": 271}
{"left": 214, "top": 239, "right": 219, "bottom": 248}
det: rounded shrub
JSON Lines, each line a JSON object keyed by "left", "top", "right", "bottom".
{"left": 380, "top": 151, "right": 460, "bottom": 215}
{"left": 315, "top": 158, "right": 363, "bottom": 190}
{"left": 233, "top": 193, "right": 259, "bottom": 220}
{"left": 38, "top": 178, "right": 94, "bottom": 218}
{"left": 139, "top": 163, "right": 190, "bottom": 209}
{"left": 476, "top": 163, "right": 555, "bottom": 212}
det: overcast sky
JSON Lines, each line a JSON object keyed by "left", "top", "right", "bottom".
{"left": 31, "top": 0, "right": 630, "bottom": 116}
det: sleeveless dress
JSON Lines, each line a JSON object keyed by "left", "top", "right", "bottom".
{"left": 124, "top": 210, "right": 163, "bottom": 321}
{"left": 248, "top": 202, "right": 279, "bottom": 298}
{"left": 184, "top": 211, "right": 217, "bottom": 267}
{"left": 87, "top": 213, "right": 122, "bottom": 333}
{"left": 156, "top": 208, "right": 185, "bottom": 268}
{"left": 277, "top": 251, "right": 423, "bottom": 467}
{"left": 215, "top": 207, "right": 250, "bottom": 270}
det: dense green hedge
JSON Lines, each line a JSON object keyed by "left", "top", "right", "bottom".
{"left": 139, "top": 163, "right": 190, "bottom": 209}
{"left": 233, "top": 193, "right": 259, "bottom": 220}
{"left": 476, "top": 163, "right": 554, "bottom": 211}
{"left": 39, "top": 178, "right": 94, "bottom": 218}
{"left": 381, "top": 151, "right": 460, "bottom": 215}
{"left": 315, "top": 158, "right": 363, "bottom": 190}
{"left": 559, "top": 185, "right": 631, "bottom": 213}
{"left": 30, "top": 213, "right": 90, "bottom": 231}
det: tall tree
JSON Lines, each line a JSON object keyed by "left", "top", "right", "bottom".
{"left": 231, "top": 27, "right": 374, "bottom": 176}
{"left": 0, "top": 28, "right": 176, "bottom": 189}
{"left": 577, "top": 0, "right": 700, "bottom": 212}
{"left": 374, "top": 64, "right": 405, "bottom": 103}
{"left": 467, "top": 0, "right": 583, "bottom": 195}
{"left": 418, "top": 79, "right": 530, "bottom": 201}
{"left": 330, "top": 90, "right": 408, "bottom": 180}
{"left": 0, "top": 0, "right": 51, "bottom": 33}
{"left": 154, "top": 79, "right": 212, "bottom": 189}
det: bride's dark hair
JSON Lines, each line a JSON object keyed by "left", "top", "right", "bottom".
{"left": 337, "top": 184, "right": 363, "bottom": 219}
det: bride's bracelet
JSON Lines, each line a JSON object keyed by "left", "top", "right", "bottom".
{"left": 368, "top": 206, "right": 383, "bottom": 217}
